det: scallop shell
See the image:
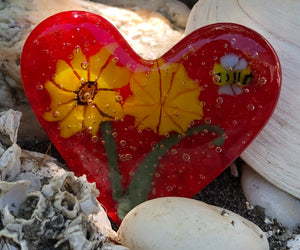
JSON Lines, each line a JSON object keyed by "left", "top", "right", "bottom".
{"left": 185, "top": 0, "right": 300, "bottom": 199}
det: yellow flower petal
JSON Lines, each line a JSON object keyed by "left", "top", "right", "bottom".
{"left": 166, "top": 64, "right": 200, "bottom": 102}
{"left": 125, "top": 100, "right": 160, "bottom": 131}
{"left": 44, "top": 81, "right": 77, "bottom": 109}
{"left": 163, "top": 102, "right": 203, "bottom": 132}
{"left": 98, "top": 58, "right": 131, "bottom": 89}
{"left": 54, "top": 60, "right": 81, "bottom": 91}
{"left": 162, "top": 64, "right": 203, "bottom": 133}
{"left": 89, "top": 44, "right": 117, "bottom": 82}
{"left": 131, "top": 63, "right": 160, "bottom": 102}
{"left": 124, "top": 60, "right": 203, "bottom": 135}
{"left": 59, "top": 105, "right": 85, "bottom": 138}
{"left": 157, "top": 59, "right": 179, "bottom": 96}
{"left": 70, "top": 48, "right": 88, "bottom": 82}
{"left": 43, "top": 101, "right": 77, "bottom": 122}
{"left": 159, "top": 108, "right": 183, "bottom": 135}
{"left": 166, "top": 90, "right": 203, "bottom": 115}
{"left": 124, "top": 78, "right": 156, "bottom": 108}
{"left": 93, "top": 91, "right": 125, "bottom": 120}
{"left": 83, "top": 104, "right": 103, "bottom": 136}
{"left": 123, "top": 63, "right": 160, "bottom": 124}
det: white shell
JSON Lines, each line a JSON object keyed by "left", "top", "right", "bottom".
{"left": 0, "top": 109, "right": 21, "bottom": 145}
{"left": 0, "top": 180, "right": 31, "bottom": 214}
{"left": 118, "top": 197, "right": 269, "bottom": 250}
{"left": 185, "top": 0, "right": 300, "bottom": 199}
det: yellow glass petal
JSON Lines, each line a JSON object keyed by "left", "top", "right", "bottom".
{"left": 124, "top": 58, "right": 204, "bottom": 135}
{"left": 123, "top": 62, "right": 161, "bottom": 128}
{"left": 44, "top": 81, "right": 77, "bottom": 108}
{"left": 54, "top": 60, "right": 81, "bottom": 91}
{"left": 164, "top": 64, "right": 203, "bottom": 130}
{"left": 135, "top": 104, "right": 160, "bottom": 132}
{"left": 130, "top": 63, "right": 160, "bottom": 102}
{"left": 159, "top": 108, "right": 183, "bottom": 135}
{"left": 92, "top": 91, "right": 125, "bottom": 120}
{"left": 43, "top": 101, "right": 77, "bottom": 122}
{"left": 123, "top": 72, "right": 162, "bottom": 132}
{"left": 166, "top": 64, "right": 200, "bottom": 101}
{"left": 71, "top": 48, "right": 88, "bottom": 82}
{"left": 59, "top": 105, "right": 85, "bottom": 138}
{"left": 89, "top": 43, "right": 118, "bottom": 82}
{"left": 83, "top": 105, "right": 103, "bottom": 136}
{"left": 163, "top": 102, "right": 203, "bottom": 133}
{"left": 166, "top": 89, "right": 202, "bottom": 114}
{"left": 98, "top": 59, "right": 131, "bottom": 89}
{"left": 125, "top": 96, "right": 160, "bottom": 131}
{"left": 125, "top": 78, "right": 157, "bottom": 107}
{"left": 157, "top": 59, "right": 179, "bottom": 98}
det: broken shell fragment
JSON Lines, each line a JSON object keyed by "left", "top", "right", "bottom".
{"left": 0, "top": 143, "right": 21, "bottom": 181}
{"left": 0, "top": 180, "right": 31, "bottom": 214}
{"left": 53, "top": 191, "right": 80, "bottom": 219}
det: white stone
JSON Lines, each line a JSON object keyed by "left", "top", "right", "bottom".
{"left": 95, "top": 0, "right": 190, "bottom": 28}
{"left": 241, "top": 165, "right": 300, "bottom": 229}
{"left": 118, "top": 197, "right": 269, "bottom": 250}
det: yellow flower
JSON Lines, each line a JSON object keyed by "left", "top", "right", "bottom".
{"left": 124, "top": 59, "right": 203, "bottom": 135}
{"left": 43, "top": 44, "right": 130, "bottom": 138}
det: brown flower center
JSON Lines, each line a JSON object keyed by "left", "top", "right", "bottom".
{"left": 77, "top": 81, "right": 97, "bottom": 105}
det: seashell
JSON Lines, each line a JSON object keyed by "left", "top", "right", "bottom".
{"left": 42, "top": 172, "right": 100, "bottom": 215}
{"left": 53, "top": 191, "right": 80, "bottom": 219}
{"left": 185, "top": 0, "right": 300, "bottom": 199}
{"left": 0, "top": 109, "right": 21, "bottom": 146}
{"left": 18, "top": 191, "right": 47, "bottom": 220}
{"left": 0, "top": 143, "right": 21, "bottom": 181}
{"left": 0, "top": 109, "right": 128, "bottom": 249}
{"left": 0, "top": 180, "right": 31, "bottom": 214}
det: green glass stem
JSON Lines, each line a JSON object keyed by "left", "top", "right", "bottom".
{"left": 117, "top": 124, "right": 225, "bottom": 219}
{"left": 101, "top": 121, "right": 124, "bottom": 201}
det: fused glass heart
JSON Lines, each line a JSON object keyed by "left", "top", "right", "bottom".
{"left": 21, "top": 11, "right": 281, "bottom": 223}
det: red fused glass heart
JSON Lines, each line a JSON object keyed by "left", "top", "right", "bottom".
{"left": 21, "top": 11, "right": 281, "bottom": 223}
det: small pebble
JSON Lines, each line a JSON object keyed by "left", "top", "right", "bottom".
{"left": 241, "top": 164, "right": 300, "bottom": 229}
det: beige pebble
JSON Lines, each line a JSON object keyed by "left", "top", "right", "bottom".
{"left": 118, "top": 197, "right": 269, "bottom": 250}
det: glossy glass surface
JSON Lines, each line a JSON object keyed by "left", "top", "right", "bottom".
{"left": 21, "top": 11, "right": 281, "bottom": 223}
